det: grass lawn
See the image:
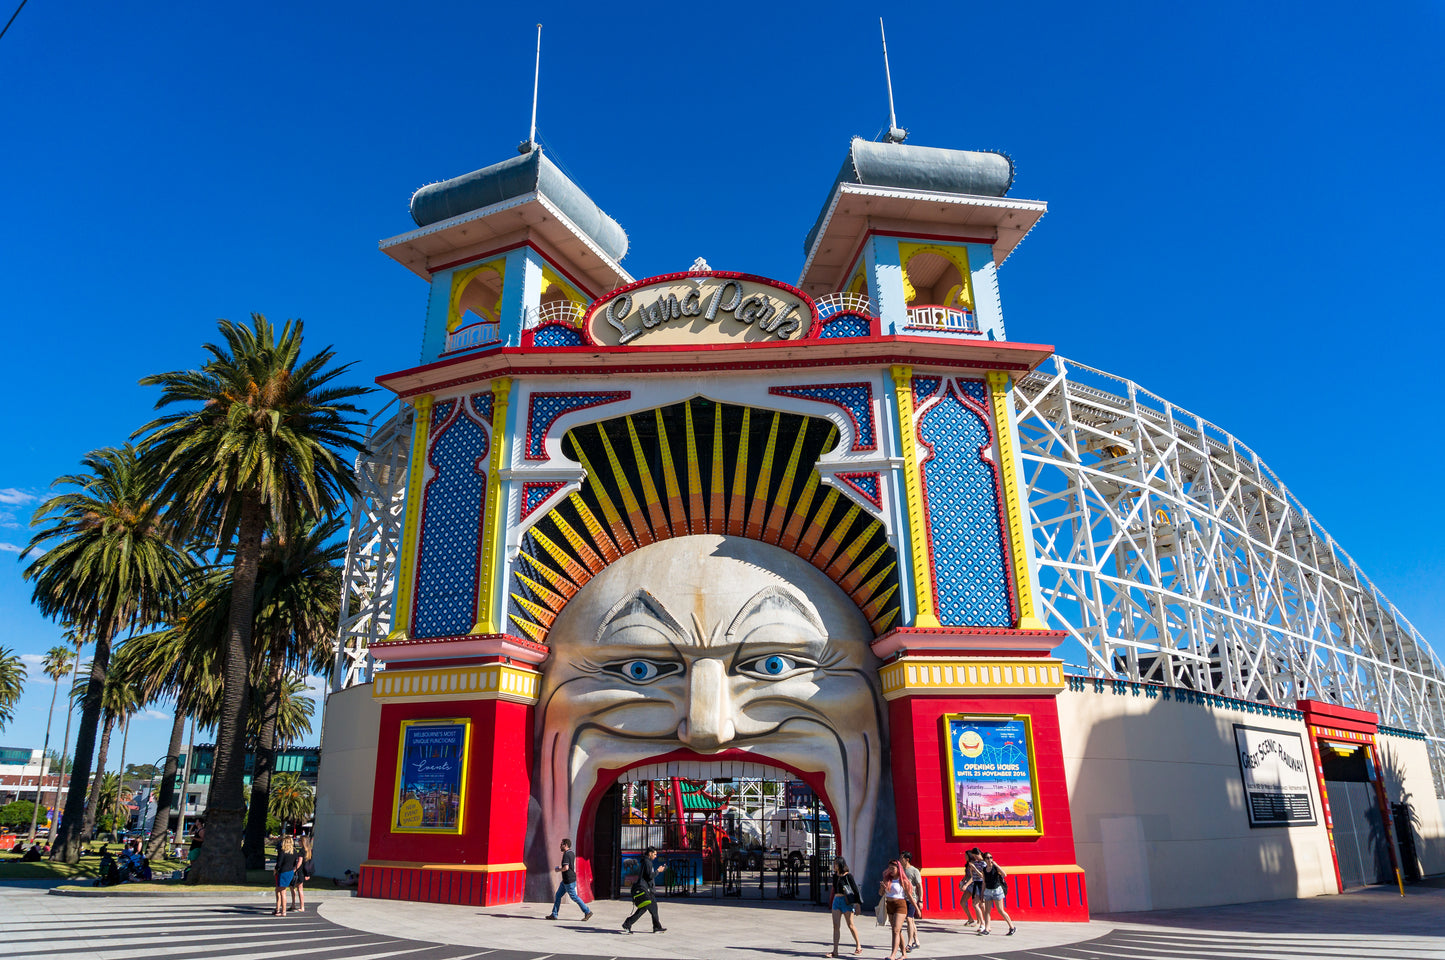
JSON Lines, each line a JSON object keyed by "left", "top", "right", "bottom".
{"left": 2, "top": 842, "right": 188, "bottom": 883}
{"left": 3, "top": 839, "right": 340, "bottom": 893}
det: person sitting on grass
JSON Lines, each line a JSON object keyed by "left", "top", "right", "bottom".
{"left": 95, "top": 847, "right": 120, "bottom": 887}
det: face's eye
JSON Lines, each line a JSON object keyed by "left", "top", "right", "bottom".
{"left": 738, "top": 653, "right": 809, "bottom": 679}
{"left": 602, "top": 659, "right": 681, "bottom": 684}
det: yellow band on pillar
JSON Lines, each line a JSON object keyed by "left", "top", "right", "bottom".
{"left": 473, "top": 377, "right": 513, "bottom": 635}
{"left": 387, "top": 394, "right": 434, "bottom": 641}
{"left": 891, "top": 365, "right": 940, "bottom": 628}
{"left": 987, "top": 371, "right": 1047, "bottom": 631}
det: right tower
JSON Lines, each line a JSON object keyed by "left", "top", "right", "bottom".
{"left": 801, "top": 137, "right": 1089, "bottom": 920}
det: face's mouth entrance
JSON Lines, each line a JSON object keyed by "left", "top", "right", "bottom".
{"left": 571, "top": 753, "right": 851, "bottom": 903}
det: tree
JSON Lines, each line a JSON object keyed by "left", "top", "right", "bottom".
{"left": 0, "top": 645, "right": 24, "bottom": 730}
{"left": 21, "top": 445, "right": 192, "bottom": 862}
{"left": 1, "top": 800, "right": 38, "bottom": 830}
{"left": 72, "top": 666, "right": 140, "bottom": 839}
{"left": 135, "top": 315, "right": 367, "bottom": 883}
{"left": 241, "top": 516, "right": 340, "bottom": 868}
{"left": 95, "top": 772, "right": 132, "bottom": 831}
{"left": 125, "top": 763, "right": 159, "bottom": 780}
{"left": 51, "top": 624, "right": 86, "bottom": 843}
{"left": 268, "top": 772, "right": 314, "bottom": 834}
{"left": 27, "top": 646, "right": 75, "bottom": 843}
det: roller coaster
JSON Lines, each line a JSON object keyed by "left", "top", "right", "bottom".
{"left": 330, "top": 358, "right": 1445, "bottom": 794}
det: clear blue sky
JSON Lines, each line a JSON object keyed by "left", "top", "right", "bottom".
{"left": 2, "top": 1, "right": 1442, "bottom": 767}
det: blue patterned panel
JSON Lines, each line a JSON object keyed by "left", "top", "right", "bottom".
{"left": 768, "top": 383, "right": 876, "bottom": 452}
{"left": 413, "top": 411, "right": 489, "bottom": 638}
{"left": 471, "top": 390, "right": 494, "bottom": 426}
{"left": 532, "top": 324, "right": 587, "bottom": 347}
{"left": 957, "top": 379, "right": 987, "bottom": 408}
{"left": 429, "top": 400, "right": 456, "bottom": 435}
{"left": 818, "top": 313, "right": 871, "bottom": 339}
{"left": 525, "top": 391, "right": 630, "bottom": 460}
{"left": 917, "top": 386, "right": 1012, "bottom": 626}
{"left": 913, "top": 376, "right": 943, "bottom": 406}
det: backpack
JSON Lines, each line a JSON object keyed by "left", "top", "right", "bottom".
{"left": 630, "top": 880, "right": 652, "bottom": 909}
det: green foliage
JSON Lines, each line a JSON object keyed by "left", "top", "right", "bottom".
{"left": 0, "top": 800, "right": 38, "bottom": 829}
{"left": 268, "top": 772, "right": 314, "bottom": 828}
{"left": 0, "top": 646, "right": 24, "bottom": 730}
{"left": 125, "top": 763, "right": 159, "bottom": 780}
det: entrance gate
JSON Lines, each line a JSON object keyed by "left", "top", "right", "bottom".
{"left": 590, "top": 762, "right": 837, "bottom": 907}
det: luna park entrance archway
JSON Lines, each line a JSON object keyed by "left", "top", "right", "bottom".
{"left": 586, "top": 758, "right": 840, "bottom": 907}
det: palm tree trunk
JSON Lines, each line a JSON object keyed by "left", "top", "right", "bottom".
{"left": 84, "top": 712, "right": 117, "bottom": 840}
{"left": 26, "top": 682, "right": 59, "bottom": 844}
{"left": 116, "top": 716, "right": 131, "bottom": 828}
{"left": 175, "top": 715, "right": 196, "bottom": 844}
{"left": 188, "top": 491, "right": 264, "bottom": 885}
{"left": 145, "top": 708, "right": 186, "bottom": 859}
{"left": 243, "top": 649, "right": 286, "bottom": 869}
{"left": 51, "top": 624, "right": 113, "bottom": 863}
{"left": 53, "top": 647, "right": 81, "bottom": 840}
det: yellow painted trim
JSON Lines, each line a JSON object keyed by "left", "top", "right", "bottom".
{"left": 919, "top": 863, "right": 1083, "bottom": 876}
{"left": 987, "top": 372, "right": 1047, "bottom": 630}
{"left": 941, "top": 712, "right": 1044, "bottom": 838}
{"left": 448, "top": 259, "right": 506, "bottom": 331}
{"left": 472, "top": 378, "right": 512, "bottom": 634}
{"left": 891, "top": 365, "right": 939, "bottom": 628}
{"left": 387, "top": 395, "right": 434, "bottom": 641}
{"left": 391, "top": 717, "right": 471, "bottom": 835}
{"left": 878, "top": 657, "right": 1065, "bottom": 700}
{"left": 373, "top": 663, "right": 541, "bottom": 704}
{"left": 363, "top": 860, "right": 527, "bottom": 872}
{"left": 899, "top": 241, "right": 974, "bottom": 309}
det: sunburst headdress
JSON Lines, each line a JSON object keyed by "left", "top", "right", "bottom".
{"left": 509, "top": 398, "right": 900, "bottom": 642}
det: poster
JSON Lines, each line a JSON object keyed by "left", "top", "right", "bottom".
{"left": 944, "top": 715, "right": 1042, "bottom": 836}
{"left": 392, "top": 719, "right": 470, "bottom": 833}
{"left": 1233, "top": 724, "right": 1316, "bottom": 827}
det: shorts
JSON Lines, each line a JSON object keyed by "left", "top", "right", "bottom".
{"left": 831, "top": 894, "right": 850, "bottom": 912}
{"left": 966, "top": 880, "right": 983, "bottom": 898}
{"left": 906, "top": 901, "right": 920, "bottom": 919}
{"left": 277, "top": 870, "right": 295, "bottom": 890}
{"left": 885, "top": 897, "right": 907, "bottom": 916}
{"left": 983, "top": 886, "right": 1005, "bottom": 902}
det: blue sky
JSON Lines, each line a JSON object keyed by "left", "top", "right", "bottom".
{"left": 2, "top": 1, "right": 1442, "bottom": 766}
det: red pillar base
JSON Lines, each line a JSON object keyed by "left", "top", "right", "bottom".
{"left": 359, "top": 862, "right": 528, "bottom": 906}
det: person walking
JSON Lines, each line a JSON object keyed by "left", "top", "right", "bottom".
{"left": 827, "top": 857, "right": 864, "bottom": 957}
{"left": 622, "top": 846, "right": 666, "bottom": 934}
{"left": 962, "top": 847, "right": 985, "bottom": 928}
{"left": 899, "top": 851, "right": 924, "bottom": 951}
{"left": 273, "top": 836, "right": 299, "bottom": 917}
{"left": 289, "top": 836, "right": 314, "bottom": 913}
{"left": 878, "top": 859, "right": 912, "bottom": 960}
{"left": 546, "top": 838, "right": 593, "bottom": 920}
{"left": 977, "top": 852, "right": 1017, "bottom": 936}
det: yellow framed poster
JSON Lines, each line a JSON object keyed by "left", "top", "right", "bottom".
{"left": 391, "top": 718, "right": 471, "bottom": 834}
{"left": 943, "top": 713, "right": 1043, "bottom": 837}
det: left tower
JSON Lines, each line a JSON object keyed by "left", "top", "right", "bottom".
{"left": 357, "top": 148, "right": 631, "bottom": 904}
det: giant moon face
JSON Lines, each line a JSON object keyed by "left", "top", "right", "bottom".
{"left": 535, "top": 534, "right": 887, "bottom": 883}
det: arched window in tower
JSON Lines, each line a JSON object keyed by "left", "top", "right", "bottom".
{"left": 446, "top": 258, "right": 506, "bottom": 352}
{"left": 900, "top": 243, "right": 979, "bottom": 335}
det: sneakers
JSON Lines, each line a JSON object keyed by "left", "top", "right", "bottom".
{"left": 653, "top": 927, "right": 667, "bottom": 933}
{"left": 622, "top": 926, "right": 633, "bottom": 934}
{"left": 583, "top": 911, "right": 594, "bottom": 921}
{"left": 545, "top": 915, "right": 557, "bottom": 921}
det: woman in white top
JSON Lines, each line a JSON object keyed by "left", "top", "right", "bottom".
{"left": 877, "top": 860, "right": 914, "bottom": 960}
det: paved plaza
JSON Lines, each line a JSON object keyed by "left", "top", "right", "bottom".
{"left": 1, "top": 882, "right": 1443, "bottom": 960}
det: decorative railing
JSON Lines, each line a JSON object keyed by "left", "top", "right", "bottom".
{"left": 904, "top": 304, "right": 980, "bottom": 334}
{"left": 814, "top": 292, "right": 874, "bottom": 318}
{"left": 444, "top": 321, "right": 500, "bottom": 353}
{"left": 524, "top": 300, "right": 587, "bottom": 329}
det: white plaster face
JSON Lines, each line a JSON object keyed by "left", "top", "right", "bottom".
{"left": 536, "top": 535, "right": 885, "bottom": 881}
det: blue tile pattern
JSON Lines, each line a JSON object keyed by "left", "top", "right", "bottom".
{"left": 521, "top": 481, "right": 565, "bottom": 520}
{"left": 917, "top": 384, "right": 1012, "bottom": 626}
{"left": 413, "top": 409, "right": 489, "bottom": 638}
{"left": 471, "top": 390, "right": 494, "bottom": 425}
{"left": 768, "top": 383, "right": 877, "bottom": 452}
{"left": 818, "top": 314, "right": 871, "bottom": 339}
{"left": 532, "top": 324, "right": 586, "bottom": 347}
{"left": 525, "top": 391, "right": 629, "bottom": 460}
{"left": 837, "top": 472, "right": 882, "bottom": 508}
{"left": 913, "top": 376, "right": 943, "bottom": 406}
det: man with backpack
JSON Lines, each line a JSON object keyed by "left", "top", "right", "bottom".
{"left": 621, "top": 846, "right": 666, "bottom": 934}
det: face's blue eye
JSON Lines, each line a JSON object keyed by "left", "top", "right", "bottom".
{"left": 602, "top": 659, "right": 679, "bottom": 684}
{"left": 741, "top": 654, "right": 800, "bottom": 678}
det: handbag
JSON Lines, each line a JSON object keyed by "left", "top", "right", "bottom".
{"left": 875, "top": 898, "right": 887, "bottom": 926}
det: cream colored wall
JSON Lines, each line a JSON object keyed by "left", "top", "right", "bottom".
{"left": 1059, "top": 688, "right": 1338, "bottom": 913}
{"left": 313, "top": 683, "right": 380, "bottom": 880}
{"left": 1376, "top": 733, "right": 1445, "bottom": 876}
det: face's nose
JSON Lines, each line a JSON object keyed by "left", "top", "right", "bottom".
{"left": 678, "top": 658, "right": 735, "bottom": 751}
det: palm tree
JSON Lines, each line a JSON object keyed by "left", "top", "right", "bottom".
{"left": 52, "top": 624, "right": 86, "bottom": 844}
{"left": 112, "top": 574, "right": 225, "bottom": 859}
{"left": 0, "top": 646, "right": 26, "bottom": 730}
{"left": 268, "top": 772, "right": 314, "bottom": 835}
{"left": 242, "top": 517, "right": 341, "bottom": 868}
{"left": 21, "top": 445, "right": 192, "bottom": 862}
{"left": 95, "top": 772, "right": 133, "bottom": 831}
{"left": 72, "top": 666, "right": 140, "bottom": 839}
{"left": 135, "top": 315, "right": 367, "bottom": 883}
{"left": 26, "top": 646, "right": 76, "bottom": 843}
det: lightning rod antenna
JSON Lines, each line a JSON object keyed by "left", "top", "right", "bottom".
{"left": 880, "top": 18, "right": 907, "bottom": 143}
{"left": 521, "top": 24, "right": 542, "bottom": 153}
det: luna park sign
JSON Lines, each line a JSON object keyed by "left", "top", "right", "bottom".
{"left": 584, "top": 272, "right": 819, "bottom": 347}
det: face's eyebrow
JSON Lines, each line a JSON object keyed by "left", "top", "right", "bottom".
{"left": 593, "top": 589, "right": 689, "bottom": 646}
{"left": 723, "top": 585, "right": 828, "bottom": 645}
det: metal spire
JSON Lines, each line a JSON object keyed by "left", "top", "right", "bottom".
{"left": 880, "top": 18, "right": 907, "bottom": 143}
{"left": 520, "top": 24, "right": 543, "bottom": 154}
